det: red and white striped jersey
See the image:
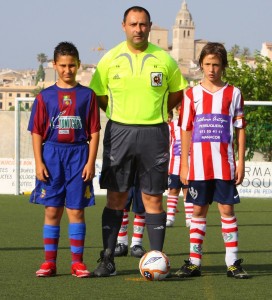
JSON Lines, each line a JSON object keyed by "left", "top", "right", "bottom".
{"left": 168, "top": 119, "right": 181, "bottom": 175}
{"left": 180, "top": 83, "right": 246, "bottom": 180}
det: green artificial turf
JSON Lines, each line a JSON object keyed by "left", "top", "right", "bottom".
{"left": 0, "top": 195, "right": 271, "bottom": 299}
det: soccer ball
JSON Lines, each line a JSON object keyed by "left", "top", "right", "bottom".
{"left": 139, "top": 250, "right": 170, "bottom": 281}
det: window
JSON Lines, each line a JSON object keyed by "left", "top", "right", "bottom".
{"left": 0, "top": 93, "right": 2, "bottom": 100}
{"left": 25, "top": 103, "right": 30, "bottom": 110}
{"left": 0, "top": 102, "right": 2, "bottom": 109}
{"left": 8, "top": 102, "right": 12, "bottom": 106}
{"left": 17, "top": 93, "right": 21, "bottom": 97}
{"left": 9, "top": 93, "right": 12, "bottom": 97}
{"left": 25, "top": 93, "right": 29, "bottom": 98}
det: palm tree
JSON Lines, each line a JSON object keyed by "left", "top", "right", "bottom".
{"left": 37, "top": 53, "right": 48, "bottom": 65}
{"left": 230, "top": 44, "right": 240, "bottom": 57}
{"left": 240, "top": 47, "right": 251, "bottom": 58}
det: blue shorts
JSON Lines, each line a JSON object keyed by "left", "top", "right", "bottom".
{"left": 125, "top": 186, "right": 145, "bottom": 214}
{"left": 30, "top": 141, "right": 95, "bottom": 209}
{"left": 186, "top": 180, "right": 240, "bottom": 206}
{"left": 168, "top": 174, "right": 188, "bottom": 189}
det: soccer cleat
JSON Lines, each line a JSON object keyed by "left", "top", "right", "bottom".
{"left": 227, "top": 259, "right": 249, "bottom": 279}
{"left": 175, "top": 260, "right": 201, "bottom": 278}
{"left": 36, "top": 261, "right": 56, "bottom": 277}
{"left": 130, "top": 245, "right": 146, "bottom": 258}
{"left": 93, "top": 248, "right": 116, "bottom": 277}
{"left": 71, "top": 262, "right": 91, "bottom": 278}
{"left": 114, "top": 243, "right": 128, "bottom": 257}
{"left": 166, "top": 219, "right": 174, "bottom": 227}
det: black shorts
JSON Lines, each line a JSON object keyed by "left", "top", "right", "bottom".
{"left": 100, "top": 120, "right": 169, "bottom": 194}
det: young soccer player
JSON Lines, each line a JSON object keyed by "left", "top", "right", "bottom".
{"left": 28, "top": 42, "right": 100, "bottom": 278}
{"left": 176, "top": 42, "right": 249, "bottom": 279}
{"left": 166, "top": 104, "right": 193, "bottom": 227}
{"left": 114, "top": 184, "right": 146, "bottom": 258}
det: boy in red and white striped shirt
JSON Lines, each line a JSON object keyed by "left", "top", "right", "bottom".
{"left": 166, "top": 105, "right": 193, "bottom": 227}
{"left": 176, "top": 42, "right": 249, "bottom": 279}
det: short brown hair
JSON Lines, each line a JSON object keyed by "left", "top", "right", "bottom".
{"left": 199, "top": 42, "right": 228, "bottom": 71}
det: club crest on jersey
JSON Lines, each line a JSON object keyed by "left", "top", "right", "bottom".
{"left": 63, "top": 95, "right": 72, "bottom": 105}
{"left": 151, "top": 72, "right": 163, "bottom": 87}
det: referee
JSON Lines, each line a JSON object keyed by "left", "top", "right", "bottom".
{"left": 90, "top": 6, "right": 188, "bottom": 277}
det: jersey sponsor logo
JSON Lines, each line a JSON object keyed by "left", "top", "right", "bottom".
{"left": 151, "top": 72, "right": 163, "bottom": 87}
{"left": 59, "top": 129, "right": 69, "bottom": 134}
{"left": 193, "top": 113, "right": 231, "bottom": 143}
{"left": 63, "top": 95, "right": 72, "bottom": 105}
{"left": 58, "top": 116, "right": 82, "bottom": 129}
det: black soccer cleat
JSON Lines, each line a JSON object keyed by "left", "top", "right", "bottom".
{"left": 93, "top": 248, "right": 116, "bottom": 277}
{"left": 175, "top": 259, "right": 201, "bottom": 278}
{"left": 114, "top": 243, "right": 128, "bottom": 257}
{"left": 130, "top": 245, "right": 146, "bottom": 258}
{"left": 227, "top": 259, "right": 249, "bottom": 279}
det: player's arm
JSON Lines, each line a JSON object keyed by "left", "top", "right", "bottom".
{"left": 82, "top": 131, "right": 100, "bottom": 182}
{"left": 180, "top": 130, "right": 191, "bottom": 185}
{"left": 235, "top": 127, "right": 246, "bottom": 185}
{"left": 168, "top": 90, "right": 183, "bottom": 112}
{"left": 96, "top": 95, "right": 108, "bottom": 112}
{"left": 32, "top": 133, "right": 49, "bottom": 182}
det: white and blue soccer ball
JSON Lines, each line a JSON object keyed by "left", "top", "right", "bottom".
{"left": 139, "top": 250, "right": 170, "bottom": 281}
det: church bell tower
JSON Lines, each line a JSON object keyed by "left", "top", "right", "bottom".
{"left": 171, "top": 0, "right": 195, "bottom": 64}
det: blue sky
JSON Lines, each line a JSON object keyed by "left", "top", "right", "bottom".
{"left": 1, "top": 0, "right": 271, "bottom": 69}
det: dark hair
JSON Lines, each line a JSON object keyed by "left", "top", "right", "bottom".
{"left": 199, "top": 42, "right": 228, "bottom": 70}
{"left": 123, "top": 6, "right": 151, "bottom": 23}
{"left": 53, "top": 41, "right": 80, "bottom": 62}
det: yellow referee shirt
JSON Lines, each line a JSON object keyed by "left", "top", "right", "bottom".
{"left": 90, "top": 41, "right": 187, "bottom": 124}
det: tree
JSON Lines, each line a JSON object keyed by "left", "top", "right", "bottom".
{"left": 224, "top": 53, "right": 272, "bottom": 161}
{"left": 35, "top": 53, "right": 47, "bottom": 85}
{"left": 229, "top": 44, "right": 240, "bottom": 57}
{"left": 240, "top": 47, "right": 251, "bottom": 60}
{"left": 32, "top": 86, "right": 44, "bottom": 97}
{"left": 35, "top": 64, "right": 45, "bottom": 84}
{"left": 37, "top": 53, "right": 48, "bottom": 65}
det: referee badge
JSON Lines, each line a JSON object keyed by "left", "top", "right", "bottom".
{"left": 151, "top": 72, "right": 163, "bottom": 87}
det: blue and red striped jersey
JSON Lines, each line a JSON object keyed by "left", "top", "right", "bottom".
{"left": 28, "top": 83, "right": 100, "bottom": 143}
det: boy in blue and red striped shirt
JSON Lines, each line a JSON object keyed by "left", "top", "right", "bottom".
{"left": 28, "top": 41, "right": 100, "bottom": 277}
